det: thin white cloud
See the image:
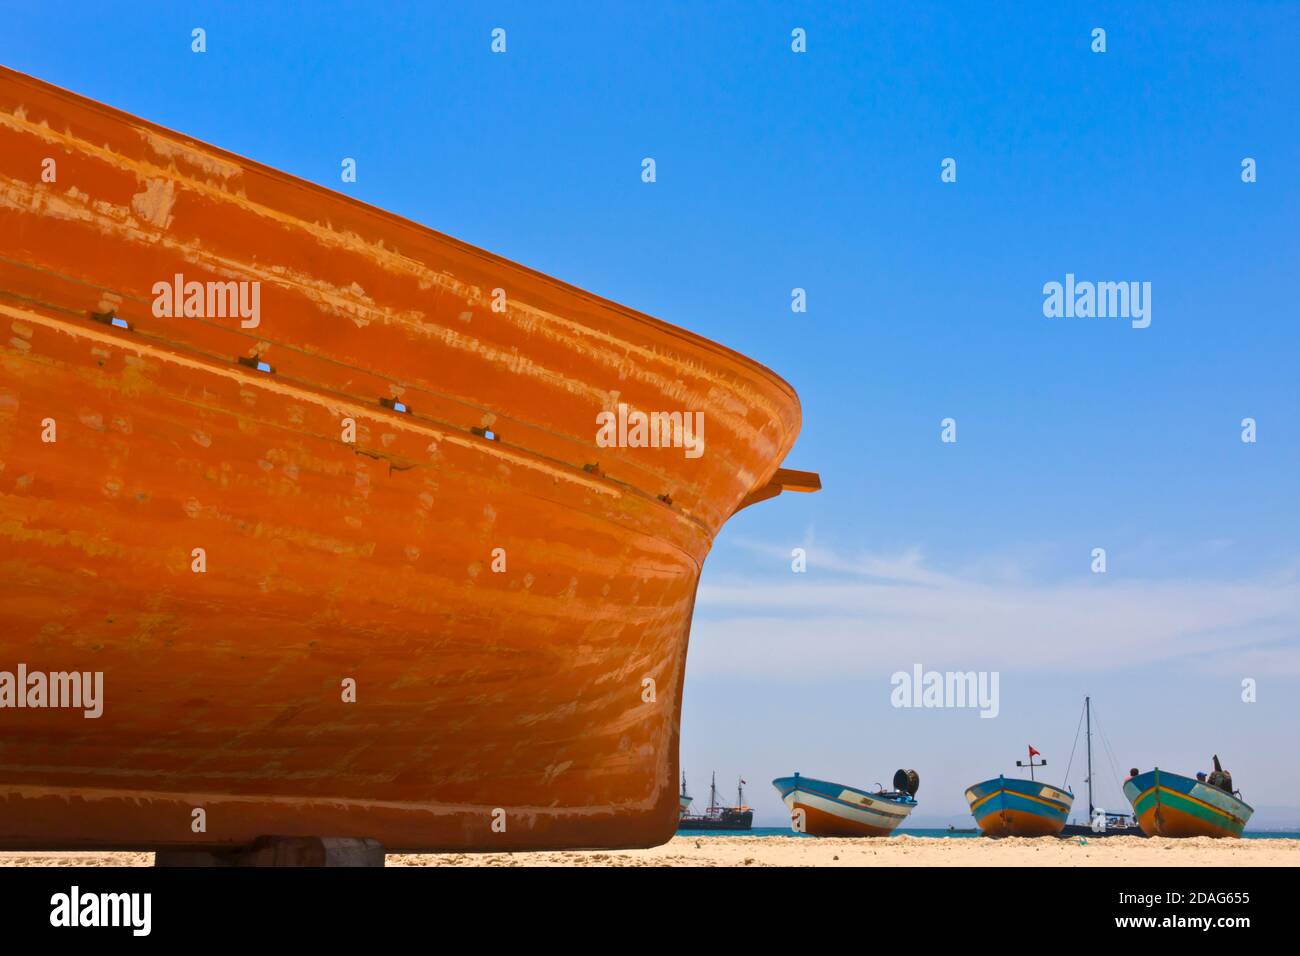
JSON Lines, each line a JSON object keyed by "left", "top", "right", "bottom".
{"left": 691, "top": 546, "right": 1300, "bottom": 678}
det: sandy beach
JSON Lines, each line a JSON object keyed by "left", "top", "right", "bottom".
{"left": 2, "top": 834, "right": 1296, "bottom": 867}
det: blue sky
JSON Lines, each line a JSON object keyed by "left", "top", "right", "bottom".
{"left": 6, "top": 1, "right": 1297, "bottom": 826}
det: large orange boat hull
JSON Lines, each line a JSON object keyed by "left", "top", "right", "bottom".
{"left": 0, "top": 67, "right": 809, "bottom": 851}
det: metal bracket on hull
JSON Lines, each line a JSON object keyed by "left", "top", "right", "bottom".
{"left": 155, "top": 836, "right": 385, "bottom": 867}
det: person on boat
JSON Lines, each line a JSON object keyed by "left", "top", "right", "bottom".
{"left": 1207, "top": 755, "right": 1233, "bottom": 793}
{"left": 1126, "top": 768, "right": 1139, "bottom": 782}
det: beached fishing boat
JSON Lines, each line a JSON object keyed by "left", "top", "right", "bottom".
{"left": 773, "top": 771, "right": 918, "bottom": 837}
{"left": 1124, "top": 763, "right": 1253, "bottom": 838}
{"left": 965, "top": 747, "right": 1073, "bottom": 837}
{"left": 0, "top": 66, "right": 818, "bottom": 854}
{"left": 965, "top": 775, "right": 1074, "bottom": 837}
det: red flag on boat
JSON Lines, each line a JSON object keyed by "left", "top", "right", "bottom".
{"left": 1028, "top": 745, "right": 1041, "bottom": 757}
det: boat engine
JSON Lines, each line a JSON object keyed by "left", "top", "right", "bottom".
{"left": 893, "top": 769, "right": 920, "bottom": 796}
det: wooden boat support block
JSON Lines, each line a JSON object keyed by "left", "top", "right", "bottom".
{"left": 155, "top": 837, "right": 386, "bottom": 868}
{"left": 733, "top": 468, "right": 823, "bottom": 514}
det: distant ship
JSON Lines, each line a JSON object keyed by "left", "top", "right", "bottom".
{"left": 678, "top": 773, "right": 753, "bottom": 831}
{"left": 678, "top": 772, "right": 693, "bottom": 816}
{"left": 0, "top": 66, "right": 818, "bottom": 854}
{"left": 773, "top": 770, "right": 919, "bottom": 837}
{"left": 1124, "top": 759, "right": 1253, "bottom": 838}
{"left": 964, "top": 749, "right": 1074, "bottom": 838}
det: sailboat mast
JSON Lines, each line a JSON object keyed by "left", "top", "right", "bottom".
{"left": 1085, "top": 695, "right": 1094, "bottom": 817}
{"left": 737, "top": 777, "right": 744, "bottom": 807}
{"left": 710, "top": 771, "right": 718, "bottom": 810}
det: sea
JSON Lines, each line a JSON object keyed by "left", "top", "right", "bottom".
{"left": 679, "top": 827, "right": 1300, "bottom": 839}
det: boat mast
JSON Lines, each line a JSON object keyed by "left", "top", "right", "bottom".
{"left": 681, "top": 770, "right": 687, "bottom": 798}
{"left": 1085, "top": 696, "right": 1094, "bottom": 819}
{"left": 710, "top": 771, "right": 718, "bottom": 811}
{"left": 737, "top": 777, "right": 744, "bottom": 807}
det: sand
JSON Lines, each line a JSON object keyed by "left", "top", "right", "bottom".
{"left": 2, "top": 834, "right": 1296, "bottom": 867}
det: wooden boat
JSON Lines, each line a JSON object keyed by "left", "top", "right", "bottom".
{"left": 965, "top": 745, "right": 1073, "bottom": 837}
{"left": 772, "top": 771, "right": 918, "bottom": 837}
{"left": 1123, "top": 766, "right": 1253, "bottom": 838}
{"left": 678, "top": 773, "right": 752, "bottom": 831}
{"left": 0, "top": 66, "right": 818, "bottom": 853}
{"left": 964, "top": 775, "right": 1074, "bottom": 837}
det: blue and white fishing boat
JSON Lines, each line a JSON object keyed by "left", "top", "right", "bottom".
{"left": 772, "top": 770, "right": 918, "bottom": 837}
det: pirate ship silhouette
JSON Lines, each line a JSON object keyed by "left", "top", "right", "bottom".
{"left": 678, "top": 773, "right": 753, "bottom": 831}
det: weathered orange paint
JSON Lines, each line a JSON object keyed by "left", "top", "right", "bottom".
{"left": 0, "top": 67, "right": 814, "bottom": 851}
{"left": 972, "top": 808, "right": 1065, "bottom": 838}
{"left": 790, "top": 803, "right": 899, "bottom": 838}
